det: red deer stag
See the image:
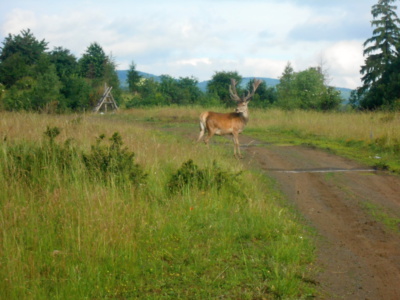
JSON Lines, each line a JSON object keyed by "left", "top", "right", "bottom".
{"left": 197, "top": 78, "right": 262, "bottom": 158}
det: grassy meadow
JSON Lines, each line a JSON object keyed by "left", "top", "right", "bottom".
{"left": 101, "top": 106, "right": 400, "bottom": 172}
{"left": 248, "top": 109, "right": 400, "bottom": 173}
{"left": 1, "top": 107, "right": 399, "bottom": 299}
{"left": 0, "top": 110, "right": 316, "bottom": 299}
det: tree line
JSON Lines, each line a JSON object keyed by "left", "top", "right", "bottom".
{"left": 0, "top": 29, "right": 341, "bottom": 112}
{"left": 124, "top": 69, "right": 279, "bottom": 109}
{"left": 0, "top": 0, "right": 398, "bottom": 112}
{"left": 0, "top": 29, "right": 121, "bottom": 112}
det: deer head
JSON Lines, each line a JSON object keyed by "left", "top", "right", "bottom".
{"left": 229, "top": 78, "right": 262, "bottom": 113}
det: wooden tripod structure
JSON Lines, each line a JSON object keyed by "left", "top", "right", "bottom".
{"left": 93, "top": 84, "right": 118, "bottom": 113}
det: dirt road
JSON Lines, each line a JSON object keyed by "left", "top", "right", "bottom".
{"left": 239, "top": 135, "right": 400, "bottom": 299}
{"left": 157, "top": 121, "right": 400, "bottom": 298}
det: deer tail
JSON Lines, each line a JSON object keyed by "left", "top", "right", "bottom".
{"left": 197, "top": 111, "right": 209, "bottom": 142}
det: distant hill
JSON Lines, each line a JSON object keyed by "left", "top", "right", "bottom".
{"left": 116, "top": 70, "right": 353, "bottom": 100}
{"left": 335, "top": 87, "right": 352, "bottom": 100}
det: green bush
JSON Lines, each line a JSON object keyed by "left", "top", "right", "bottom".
{"left": 167, "top": 159, "right": 242, "bottom": 194}
{"left": 3, "top": 131, "right": 77, "bottom": 185}
{"left": 82, "top": 132, "right": 147, "bottom": 185}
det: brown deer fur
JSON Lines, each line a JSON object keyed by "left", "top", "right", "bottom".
{"left": 197, "top": 78, "right": 262, "bottom": 158}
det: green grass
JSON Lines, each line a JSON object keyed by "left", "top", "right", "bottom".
{"left": 246, "top": 126, "right": 400, "bottom": 174}
{"left": 362, "top": 201, "right": 400, "bottom": 232}
{"left": 0, "top": 111, "right": 316, "bottom": 299}
{"left": 6, "top": 106, "right": 398, "bottom": 299}
{"left": 247, "top": 109, "right": 400, "bottom": 174}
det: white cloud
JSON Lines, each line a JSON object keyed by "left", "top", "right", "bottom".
{"left": 1, "top": 9, "right": 37, "bottom": 35}
{"left": 176, "top": 58, "right": 212, "bottom": 67}
{"left": 322, "top": 41, "right": 365, "bottom": 88}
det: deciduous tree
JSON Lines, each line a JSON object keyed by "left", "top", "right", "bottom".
{"left": 276, "top": 65, "right": 342, "bottom": 111}
{"left": 246, "top": 79, "right": 277, "bottom": 108}
{"left": 207, "top": 71, "right": 242, "bottom": 106}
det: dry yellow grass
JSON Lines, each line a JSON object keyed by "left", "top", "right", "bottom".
{"left": 250, "top": 109, "right": 400, "bottom": 147}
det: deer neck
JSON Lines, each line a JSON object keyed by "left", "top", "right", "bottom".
{"left": 235, "top": 107, "right": 249, "bottom": 124}
{"left": 242, "top": 110, "right": 249, "bottom": 124}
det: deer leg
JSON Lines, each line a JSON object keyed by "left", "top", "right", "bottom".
{"left": 204, "top": 130, "right": 215, "bottom": 146}
{"left": 197, "top": 128, "right": 205, "bottom": 142}
{"left": 233, "top": 133, "right": 242, "bottom": 159}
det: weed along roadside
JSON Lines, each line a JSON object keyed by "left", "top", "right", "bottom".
{"left": 0, "top": 111, "right": 317, "bottom": 299}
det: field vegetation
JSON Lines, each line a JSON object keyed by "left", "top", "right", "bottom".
{"left": 0, "top": 110, "right": 316, "bottom": 299}
{"left": 1, "top": 106, "right": 399, "bottom": 299}
{"left": 248, "top": 109, "right": 400, "bottom": 173}
{"left": 102, "top": 107, "right": 400, "bottom": 173}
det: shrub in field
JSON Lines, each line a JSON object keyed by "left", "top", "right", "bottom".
{"left": 44, "top": 125, "right": 61, "bottom": 143}
{"left": 82, "top": 132, "right": 147, "bottom": 185}
{"left": 167, "top": 159, "right": 242, "bottom": 194}
{"left": 2, "top": 128, "right": 146, "bottom": 186}
{"left": 3, "top": 126, "right": 78, "bottom": 185}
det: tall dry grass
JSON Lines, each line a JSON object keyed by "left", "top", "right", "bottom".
{"left": 250, "top": 109, "right": 400, "bottom": 147}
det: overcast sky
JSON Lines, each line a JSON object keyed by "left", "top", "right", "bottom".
{"left": 0, "top": 0, "right": 384, "bottom": 89}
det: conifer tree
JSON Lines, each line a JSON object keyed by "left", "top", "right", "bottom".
{"left": 127, "top": 61, "right": 142, "bottom": 93}
{"left": 79, "top": 43, "right": 108, "bottom": 80}
{"left": 0, "top": 29, "right": 48, "bottom": 87}
{"left": 277, "top": 62, "right": 295, "bottom": 109}
{"left": 359, "top": 0, "right": 400, "bottom": 109}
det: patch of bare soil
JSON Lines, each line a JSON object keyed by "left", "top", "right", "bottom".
{"left": 239, "top": 135, "right": 400, "bottom": 300}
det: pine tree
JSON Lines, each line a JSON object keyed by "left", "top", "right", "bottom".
{"left": 277, "top": 62, "right": 297, "bottom": 109}
{"left": 127, "top": 61, "right": 142, "bottom": 93}
{"left": 78, "top": 43, "right": 108, "bottom": 80}
{"left": 359, "top": 0, "right": 400, "bottom": 109}
{"left": 0, "top": 29, "right": 48, "bottom": 87}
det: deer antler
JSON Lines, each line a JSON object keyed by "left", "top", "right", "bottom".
{"left": 229, "top": 79, "right": 241, "bottom": 102}
{"left": 243, "top": 79, "right": 262, "bottom": 102}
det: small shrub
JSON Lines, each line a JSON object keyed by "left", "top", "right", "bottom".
{"left": 44, "top": 126, "right": 61, "bottom": 142}
{"left": 167, "top": 159, "right": 242, "bottom": 194}
{"left": 82, "top": 132, "right": 147, "bottom": 185}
